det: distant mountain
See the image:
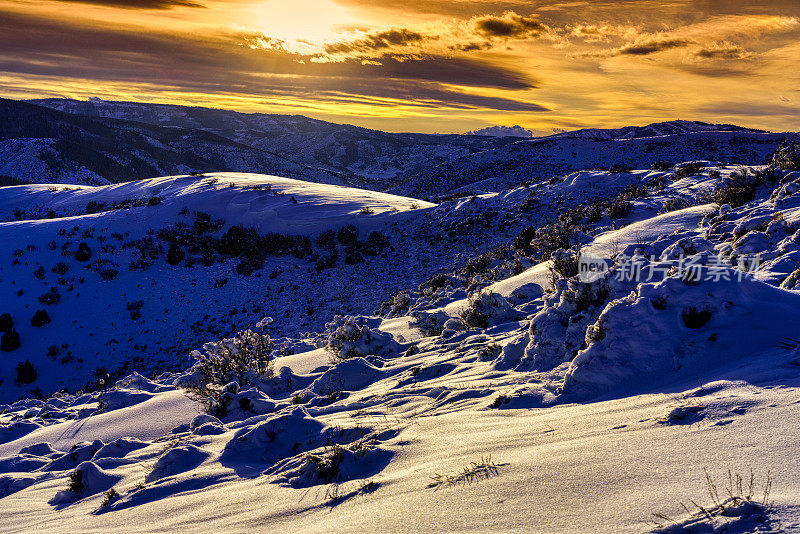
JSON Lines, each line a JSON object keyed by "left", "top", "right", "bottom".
{"left": 0, "top": 98, "right": 351, "bottom": 186}
{"left": 550, "top": 120, "right": 766, "bottom": 141}
{"left": 14, "top": 98, "right": 796, "bottom": 196}
{"left": 30, "top": 98, "right": 512, "bottom": 189}
{"left": 391, "top": 128, "right": 796, "bottom": 198}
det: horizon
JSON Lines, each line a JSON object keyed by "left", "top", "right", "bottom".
{"left": 12, "top": 95, "right": 780, "bottom": 136}
{"left": 1, "top": 1, "right": 798, "bottom": 134}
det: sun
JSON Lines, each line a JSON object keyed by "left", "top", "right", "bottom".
{"left": 252, "top": 0, "right": 356, "bottom": 43}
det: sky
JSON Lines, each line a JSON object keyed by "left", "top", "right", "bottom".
{"left": 1, "top": 0, "right": 799, "bottom": 133}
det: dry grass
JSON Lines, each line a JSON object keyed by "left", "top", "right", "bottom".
{"left": 428, "top": 456, "right": 501, "bottom": 489}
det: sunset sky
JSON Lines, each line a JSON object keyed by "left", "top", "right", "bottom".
{"left": 1, "top": 0, "right": 799, "bottom": 133}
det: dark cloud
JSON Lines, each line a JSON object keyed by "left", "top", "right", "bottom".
{"left": 324, "top": 29, "right": 428, "bottom": 54}
{"left": 695, "top": 44, "right": 751, "bottom": 59}
{"left": 51, "top": 0, "right": 204, "bottom": 8}
{"left": 449, "top": 41, "right": 493, "bottom": 52}
{"left": 472, "top": 11, "right": 549, "bottom": 39}
{"left": 618, "top": 38, "right": 693, "bottom": 55}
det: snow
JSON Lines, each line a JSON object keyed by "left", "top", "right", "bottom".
{"left": 2, "top": 155, "right": 800, "bottom": 531}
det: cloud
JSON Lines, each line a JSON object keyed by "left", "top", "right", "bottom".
{"left": 0, "top": 10, "right": 543, "bottom": 114}
{"left": 470, "top": 11, "right": 549, "bottom": 39}
{"left": 50, "top": 0, "right": 204, "bottom": 8}
{"left": 569, "top": 24, "right": 637, "bottom": 42}
{"left": 574, "top": 14, "right": 799, "bottom": 60}
{"left": 618, "top": 37, "right": 693, "bottom": 55}
{"left": 323, "top": 29, "right": 429, "bottom": 55}
{"left": 248, "top": 10, "right": 553, "bottom": 64}
{"left": 694, "top": 42, "right": 753, "bottom": 60}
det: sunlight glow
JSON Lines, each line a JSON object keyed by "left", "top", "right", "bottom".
{"left": 252, "top": 0, "right": 356, "bottom": 43}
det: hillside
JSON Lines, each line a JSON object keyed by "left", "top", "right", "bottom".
{"left": 0, "top": 174, "right": 437, "bottom": 401}
{"left": 28, "top": 98, "right": 791, "bottom": 198}
{"left": 0, "top": 99, "right": 351, "bottom": 187}
{"left": 30, "top": 98, "right": 512, "bottom": 189}
{"left": 2, "top": 142, "right": 800, "bottom": 531}
{"left": 393, "top": 130, "right": 797, "bottom": 198}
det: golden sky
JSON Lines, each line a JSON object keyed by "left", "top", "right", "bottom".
{"left": 1, "top": 0, "right": 799, "bottom": 133}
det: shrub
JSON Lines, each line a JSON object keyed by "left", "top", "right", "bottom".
{"left": 337, "top": 225, "right": 359, "bottom": 246}
{"left": 514, "top": 226, "right": 538, "bottom": 254}
{"left": 378, "top": 291, "right": 411, "bottom": 317}
{"left": 529, "top": 221, "right": 581, "bottom": 261}
{"left": 344, "top": 245, "right": 364, "bottom": 265}
{"left": 771, "top": 140, "right": 800, "bottom": 171}
{"left": 218, "top": 225, "right": 259, "bottom": 256}
{"left": 235, "top": 257, "right": 262, "bottom": 276}
{"left": 85, "top": 201, "right": 106, "bottom": 214}
{"left": 38, "top": 287, "right": 61, "bottom": 305}
{"left": 659, "top": 197, "right": 694, "bottom": 214}
{"left": 681, "top": 307, "right": 712, "bottom": 329}
{"left": 428, "top": 456, "right": 500, "bottom": 488}
{"left": 606, "top": 199, "right": 634, "bottom": 219}
{"left": 1, "top": 329, "right": 21, "bottom": 352}
{"left": 0, "top": 313, "right": 13, "bottom": 333}
{"left": 702, "top": 171, "right": 760, "bottom": 207}
{"left": 127, "top": 301, "right": 144, "bottom": 320}
{"left": 52, "top": 262, "right": 69, "bottom": 275}
{"left": 651, "top": 160, "right": 673, "bottom": 171}
{"left": 15, "top": 359, "right": 36, "bottom": 384}
{"left": 651, "top": 469, "right": 773, "bottom": 532}
{"left": 31, "top": 309, "right": 50, "bottom": 327}
{"left": 101, "top": 488, "right": 119, "bottom": 507}
{"left": 609, "top": 163, "right": 633, "bottom": 173}
{"left": 99, "top": 268, "right": 119, "bottom": 281}
{"left": 315, "top": 230, "right": 337, "bottom": 249}
{"left": 460, "top": 291, "right": 517, "bottom": 329}
{"left": 305, "top": 443, "right": 344, "bottom": 483}
{"left": 550, "top": 249, "right": 579, "bottom": 281}
{"left": 166, "top": 242, "right": 185, "bottom": 265}
{"left": 46, "top": 345, "right": 60, "bottom": 359}
{"left": 410, "top": 310, "right": 450, "bottom": 337}
{"left": 192, "top": 212, "right": 223, "bottom": 234}
{"left": 419, "top": 273, "right": 449, "bottom": 292}
{"left": 315, "top": 249, "right": 339, "bottom": 271}
{"left": 74, "top": 242, "right": 92, "bottom": 261}
{"left": 672, "top": 161, "right": 707, "bottom": 180}
{"left": 33, "top": 266, "right": 45, "bottom": 280}
{"left": 323, "top": 315, "right": 399, "bottom": 362}
{"left": 363, "top": 231, "right": 390, "bottom": 255}
{"left": 66, "top": 469, "right": 85, "bottom": 495}
{"left": 186, "top": 319, "right": 275, "bottom": 414}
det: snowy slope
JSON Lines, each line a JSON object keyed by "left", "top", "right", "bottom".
{"left": 29, "top": 98, "right": 511, "bottom": 189}
{"left": 2, "top": 150, "right": 800, "bottom": 532}
{"left": 0, "top": 99, "right": 353, "bottom": 187}
{"left": 0, "top": 173, "right": 435, "bottom": 402}
{"left": 395, "top": 131, "right": 797, "bottom": 198}
{"left": 549, "top": 119, "right": 765, "bottom": 140}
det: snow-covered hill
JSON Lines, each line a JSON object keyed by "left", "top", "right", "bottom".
{"left": 2, "top": 142, "right": 800, "bottom": 532}
{"left": 29, "top": 98, "right": 791, "bottom": 198}
{"left": 29, "top": 98, "right": 512, "bottom": 189}
{"left": 0, "top": 99, "right": 352, "bottom": 187}
{"left": 395, "top": 130, "right": 796, "bottom": 198}
{"left": 0, "top": 173, "right": 439, "bottom": 401}
{"left": 549, "top": 119, "right": 765, "bottom": 140}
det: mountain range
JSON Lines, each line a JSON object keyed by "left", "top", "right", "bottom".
{"left": 0, "top": 97, "right": 795, "bottom": 197}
